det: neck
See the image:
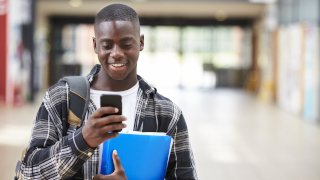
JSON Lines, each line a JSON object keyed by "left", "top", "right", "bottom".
{"left": 91, "top": 68, "right": 138, "bottom": 92}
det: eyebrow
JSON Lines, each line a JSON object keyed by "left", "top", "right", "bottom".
{"left": 99, "top": 37, "right": 134, "bottom": 42}
{"left": 100, "top": 38, "right": 113, "bottom": 42}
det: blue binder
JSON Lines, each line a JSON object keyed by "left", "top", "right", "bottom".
{"left": 100, "top": 132, "right": 172, "bottom": 180}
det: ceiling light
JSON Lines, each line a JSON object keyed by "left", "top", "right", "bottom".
{"left": 132, "top": 0, "right": 148, "bottom": 2}
{"left": 215, "top": 10, "right": 227, "bottom": 22}
{"left": 69, "top": 0, "right": 83, "bottom": 7}
{"left": 249, "top": 0, "right": 277, "bottom": 3}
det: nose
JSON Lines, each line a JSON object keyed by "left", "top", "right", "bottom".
{"left": 110, "top": 45, "right": 124, "bottom": 59}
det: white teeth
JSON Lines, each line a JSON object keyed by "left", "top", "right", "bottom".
{"left": 111, "top": 63, "right": 125, "bottom": 67}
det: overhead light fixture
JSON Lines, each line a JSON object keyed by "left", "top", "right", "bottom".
{"left": 132, "top": 0, "right": 148, "bottom": 2}
{"left": 248, "top": 0, "right": 277, "bottom": 3}
{"left": 215, "top": 10, "right": 227, "bottom": 21}
{"left": 69, "top": 0, "right": 83, "bottom": 7}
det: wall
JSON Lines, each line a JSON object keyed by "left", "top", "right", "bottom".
{"left": 0, "top": 0, "right": 8, "bottom": 105}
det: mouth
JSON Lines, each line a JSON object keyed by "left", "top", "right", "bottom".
{"left": 108, "top": 63, "right": 128, "bottom": 72}
{"left": 109, "top": 63, "right": 127, "bottom": 68}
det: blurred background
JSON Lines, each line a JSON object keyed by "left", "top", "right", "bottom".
{"left": 1, "top": 0, "right": 320, "bottom": 179}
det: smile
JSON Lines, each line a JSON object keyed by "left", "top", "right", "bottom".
{"left": 110, "top": 63, "right": 126, "bottom": 67}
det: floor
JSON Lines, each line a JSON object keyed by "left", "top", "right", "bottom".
{"left": 2, "top": 88, "right": 320, "bottom": 180}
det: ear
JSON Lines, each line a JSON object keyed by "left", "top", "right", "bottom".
{"left": 139, "top": 34, "right": 144, "bottom": 51}
{"left": 93, "top": 37, "right": 97, "bottom": 54}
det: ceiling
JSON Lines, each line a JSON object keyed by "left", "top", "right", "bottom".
{"left": 37, "top": 0, "right": 266, "bottom": 19}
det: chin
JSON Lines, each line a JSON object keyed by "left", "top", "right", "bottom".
{"left": 108, "top": 74, "right": 129, "bottom": 81}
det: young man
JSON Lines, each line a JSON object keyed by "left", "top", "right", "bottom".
{"left": 21, "top": 4, "right": 197, "bottom": 180}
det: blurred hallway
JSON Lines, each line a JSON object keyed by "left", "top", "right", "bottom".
{"left": 1, "top": 1, "right": 320, "bottom": 179}
{"left": 3, "top": 88, "right": 320, "bottom": 180}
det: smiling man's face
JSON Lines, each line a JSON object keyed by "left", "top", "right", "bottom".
{"left": 93, "top": 21, "right": 144, "bottom": 81}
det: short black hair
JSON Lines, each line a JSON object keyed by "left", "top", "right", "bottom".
{"left": 94, "top": 4, "right": 140, "bottom": 31}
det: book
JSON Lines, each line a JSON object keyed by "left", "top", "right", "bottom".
{"left": 100, "top": 131, "right": 172, "bottom": 180}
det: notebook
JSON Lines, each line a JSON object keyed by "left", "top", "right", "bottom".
{"left": 100, "top": 131, "right": 173, "bottom": 180}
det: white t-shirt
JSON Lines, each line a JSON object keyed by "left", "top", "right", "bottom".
{"left": 90, "top": 82, "right": 139, "bottom": 174}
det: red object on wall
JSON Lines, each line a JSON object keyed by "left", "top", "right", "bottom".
{"left": 0, "top": 0, "right": 7, "bottom": 104}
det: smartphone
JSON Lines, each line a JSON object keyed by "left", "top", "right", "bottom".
{"left": 100, "top": 94, "right": 123, "bottom": 132}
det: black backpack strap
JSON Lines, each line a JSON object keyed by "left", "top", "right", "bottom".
{"left": 59, "top": 76, "right": 90, "bottom": 136}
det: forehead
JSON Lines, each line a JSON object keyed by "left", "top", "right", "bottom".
{"left": 95, "top": 21, "right": 139, "bottom": 39}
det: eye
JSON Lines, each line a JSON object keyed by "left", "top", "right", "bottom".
{"left": 124, "top": 44, "right": 133, "bottom": 48}
{"left": 103, "top": 44, "right": 112, "bottom": 49}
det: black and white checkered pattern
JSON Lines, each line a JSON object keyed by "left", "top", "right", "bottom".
{"left": 21, "top": 65, "right": 197, "bottom": 180}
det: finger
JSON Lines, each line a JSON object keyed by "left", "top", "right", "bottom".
{"left": 88, "top": 115, "right": 126, "bottom": 129}
{"left": 93, "top": 174, "right": 118, "bottom": 180}
{"left": 92, "top": 174, "right": 113, "bottom": 180}
{"left": 101, "top": 131, "right": 119, "bottom": 141}
{"left": 100, "top": 122, "right": 127, "bottom": 133}
{"left": 92, "top": 107, "right": 118, "bottom": 118}
{"left": 97, "top": 115, "right": 127, "bottom": 127}
{"left": 112, "top": 150, "right": 124, "bottom": 171}
{"left": 92, "top": 174, "right": 103, "bottom": 180}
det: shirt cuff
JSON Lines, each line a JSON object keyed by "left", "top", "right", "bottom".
{"left": 67, "top": 127, "right": 95, "bottom": 160}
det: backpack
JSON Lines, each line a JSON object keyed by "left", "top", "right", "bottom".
{"left": 14, "top": 76, "right": 90, "bottom": 180}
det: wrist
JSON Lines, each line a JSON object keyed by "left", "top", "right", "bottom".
{"left": 68, "top": 127, "right": 96, "bottom": 160}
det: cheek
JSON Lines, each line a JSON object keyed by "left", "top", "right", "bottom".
{"left": 127, "top": 48, "right": 140, "bottom": 59}
{"left": 98, "top": 49, "right": 109, "bottom": 59}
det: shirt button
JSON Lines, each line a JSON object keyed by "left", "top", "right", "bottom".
{"left": 88, "top": 152, "right": 92, "bottom": 156}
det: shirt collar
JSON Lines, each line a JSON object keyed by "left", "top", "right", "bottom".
{"left": 86, "top": 64, "right": 157, "bottom": 97}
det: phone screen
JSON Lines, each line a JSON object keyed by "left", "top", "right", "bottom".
{"left": 100, "top": 94, "right": 122, "bottom": 132}
{"left": 100, "top": 94, "right": 122, "bottom": 116}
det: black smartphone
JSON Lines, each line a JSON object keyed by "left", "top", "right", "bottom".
{"left": 100, "top": 94, "right": 123, "bottom": 132}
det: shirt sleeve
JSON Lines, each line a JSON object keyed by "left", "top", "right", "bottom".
{"left": 166, "top": 112, "right": 198, "bottom": 180}
{"left": 20, "top": 88, "right": 95, "bottom": 179}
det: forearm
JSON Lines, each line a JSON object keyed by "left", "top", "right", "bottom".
{"left": 20, "top": 95, "right": 95, "bottom": 179}
{"left": 21, "top": 127, "right": 94, "bottom": 179}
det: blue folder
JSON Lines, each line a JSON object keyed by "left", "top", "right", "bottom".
{"left": 100, "top": 132, "right": 172, "bottom": 180}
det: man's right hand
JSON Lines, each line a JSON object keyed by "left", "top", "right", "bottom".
{"left": 93, "top": 150, "right": 128, "bottom": 180}
{"left": 82, "top": 107, "right": 127, "bottom": 148}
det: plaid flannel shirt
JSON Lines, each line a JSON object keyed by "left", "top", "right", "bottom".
{"left": 21, "top": 65, "right": 197, "bottom": 180}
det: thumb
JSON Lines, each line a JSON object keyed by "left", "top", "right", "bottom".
{"left": 112, "top": 150, "right": 123, "bottom": 171}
